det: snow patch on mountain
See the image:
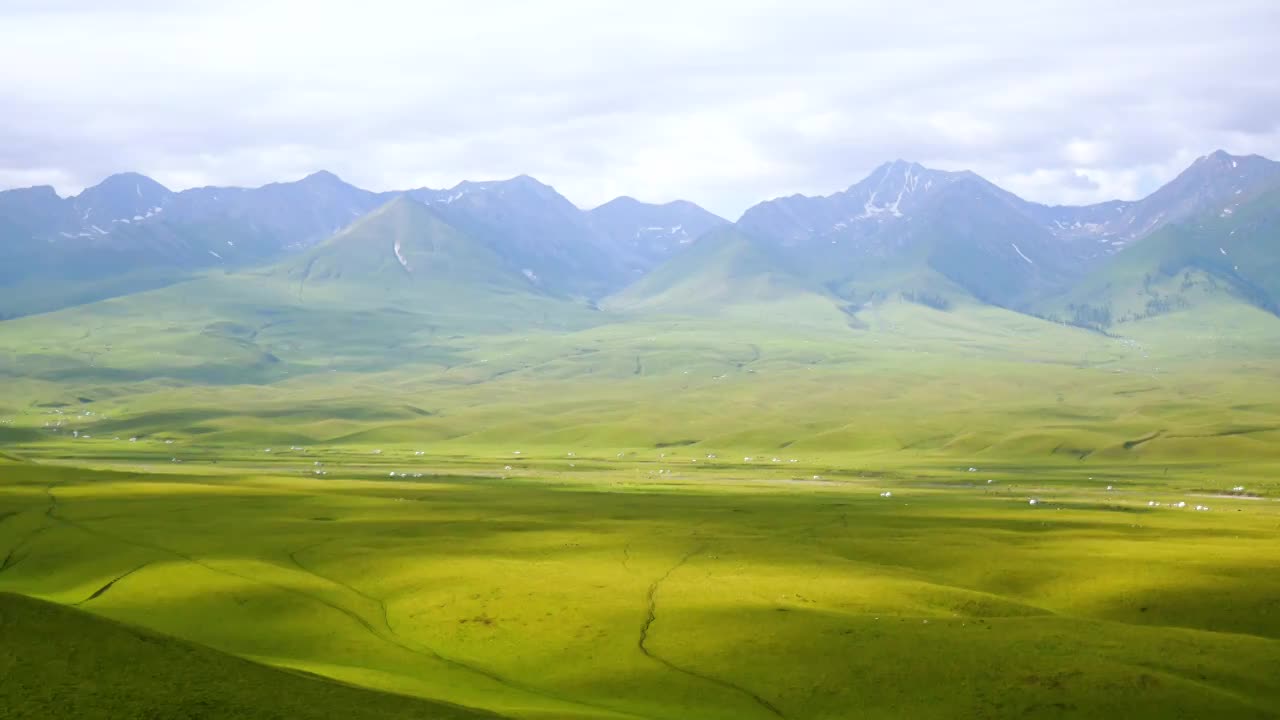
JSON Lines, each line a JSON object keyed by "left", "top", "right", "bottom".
{"left": 393, "top": 239, "right": 411, "bottom": 271}
{"left": 1011, "top": 243, "right": 1034, "bottom": 265}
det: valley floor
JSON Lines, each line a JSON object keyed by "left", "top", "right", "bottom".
{"left": 2, "top": 452, "right": 1279, "bottom": 719}
{"left": 3, "top": 296, "right": 1280, "bottom": 717}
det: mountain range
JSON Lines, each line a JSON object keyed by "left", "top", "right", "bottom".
{"left": 2, "top": 150, "right": 1277, "bottom": 329}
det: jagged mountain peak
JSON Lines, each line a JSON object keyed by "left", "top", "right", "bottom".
{"left": 282, "top": 193, "right": 535, "bottom": 293}
{"left": 1, "top": 185, "right": 60, "bottom": 202}
{"left": 592, "top": 194, "right": 722, "bottom": 215}
{"left": 265, "top": 170, "right": 365, "bottom": 193}
{"left": 4, "top": 149, "right": 1279, "bottom": 322}
{"left": 1191, "top": 149, "right": 1263, "bottom": 170}
{"left": 1199, "top": 148, "right": 1251, "bottom": 164}
{"left": 864, "top": 158, "right": 931, "bottom": 178}
{"left": 593, "top": 195, "right": 651, "bottom": 211}
{"left": 587, "top": 195, "right": 729, "bottom": 274}
{"left": 69, "top": 172, "right": 173, "bottom": 229}
{"left": 401, "top": 174, "right": 622, "bottom": 297}
{"left": 453, "top": 173, "right": 553, "bottom": 193}
{"left": 844, "top": 160, "right": 972, "bottom": 217}
{"left": 738, "top": 159, "right": 979, "bottom": 245}
{"left": 297, "top": 169, "right": 348, "bottom": 186}
{"left": 75, "top": 172, "right": 171, "bottom": 199}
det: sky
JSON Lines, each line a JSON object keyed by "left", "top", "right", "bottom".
{"left": 1, "top": 0, "right": 1278, "bottom": 219}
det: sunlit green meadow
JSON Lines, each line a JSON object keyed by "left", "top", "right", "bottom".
{"left": 4, "top": 290, "right": 1280, "bottom": 718}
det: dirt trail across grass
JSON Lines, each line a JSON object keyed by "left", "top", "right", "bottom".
{"left": 35, "top": 489, "right": 641, "bottom": 720}
{"left": 638, "top": 545, "right": 785, "bottom": 719}
{"left": 76, "top": 562, "right": 152, "bottom": 605}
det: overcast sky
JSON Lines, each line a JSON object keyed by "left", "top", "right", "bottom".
{"left": 1, "top": 0, "right": 1277, "bottom": 218}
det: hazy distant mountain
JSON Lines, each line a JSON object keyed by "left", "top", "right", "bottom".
{"left": 1040, "top": 179, "right": 1280, "bottom": 327}
{"left": 278, "top": 195, "right": 539, "bottom": 300}
{"left": 738, "top": 160, "right": 973, "bottom": 246}
{"left": 3, "top": 170, "right": 381, "bottom": 257}
{"left": 165, "top": 170, "right": 387, "bottom": 254}
{"left": 605, "top": 226, "right": 809, "bottom": 311}
{"left": 737, "top": 160, "right": 1075, "bottom": 307}
{"left": 2, "top": 150, "right": 1277, "bottom": 323}
{"left": 587, "top": 196, "right": 728, "bottom": 275}
{"left": 1033, "top": 150, "right": 1280, "bottom": 256}
{"left": 733, "top": 151, "right": 1280, "bottom": 310}
{"left": 68, "top": 172, "right": 173, "bottom": 232}
{"left": 0, "top": 171, "right": 387, "bottom": 316}
{"left": 406, "top": 175, "right": 624, "bottom": 298}
{"left": 0, "top": 186, "right": 65, "bottom": 285}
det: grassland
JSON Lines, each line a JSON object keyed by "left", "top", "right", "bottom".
{"left": 3, "top": 284, "right": 1280, "bottom": 717}
{"left": 0, "top": 591, "right": 500, "bottom": 720}
{"left": 2, "top": 452, "right": 1279, "bottom": 719}
{"left": 3, "top": 292, "right": 1280, "bottom": 465}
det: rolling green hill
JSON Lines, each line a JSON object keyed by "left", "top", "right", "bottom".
{"left": 604, "top": 227, "right": 817, "bottom": 312}
{"left": 6, "top": 176, "right": 1280, "bottom": 718}
{"left": 279, "top": 195, "right": 542, "bottom": 300}
{"left": 3, "top": 454, "right": 1280, "bottom": 720}
{"left": 0, "top": 592, "right": 501, "bottom": 720}
{"left": 0, "top": 201, "right": 607, "bottom": 387}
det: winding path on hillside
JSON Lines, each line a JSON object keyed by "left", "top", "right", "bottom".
{"left": 637, "top": 545, "right": 785, "bottom": 719}
{"left": 37, "top": 486, "right": 644, "bottom": 720}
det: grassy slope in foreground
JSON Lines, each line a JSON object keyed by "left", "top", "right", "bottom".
{"left": 0, "top": 591, "right": 501, "bottom": 720}
{"left": 2, "top": 461, "right": 1279, "bottom": 720}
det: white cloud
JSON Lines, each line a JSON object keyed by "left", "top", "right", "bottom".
{"left": 0, "top": 0, "right": 1277, "bottom": 217}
